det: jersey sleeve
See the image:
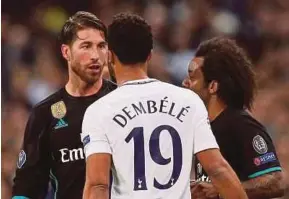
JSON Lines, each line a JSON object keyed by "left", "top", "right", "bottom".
{"left": 12, "top": 108, "right": 50, "bottom": 199}
{"left": 192, "top": 95, "right": 219, "bottom": 154}
{"left": 81, "top": 104, "right": 112, "bottom": 159}
{"left": 234, "top": 118, "right": 282, "bottom": 180}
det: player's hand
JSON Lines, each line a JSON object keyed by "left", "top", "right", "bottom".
{"left": 198, "top": 182, "right": 219, "bottom": 199}
{"left": 191, "top": 181, "right": 207, "bottom": 199}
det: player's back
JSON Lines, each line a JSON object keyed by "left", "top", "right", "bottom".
{"left": 84, "top": 78, "right": 210, "bottom": 199}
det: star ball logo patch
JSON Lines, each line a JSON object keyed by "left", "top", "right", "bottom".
{"left": 17, "top": 150, "right": 26, "bottom": 169}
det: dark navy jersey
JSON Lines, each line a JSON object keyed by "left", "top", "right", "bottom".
{"left": 195, "top": 108, "right": 282, "bottom": 182}
{"left": 12, "top": 79, "right": 117, "bottom": 199}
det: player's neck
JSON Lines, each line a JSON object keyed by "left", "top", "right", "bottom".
{"left": 207, "top": 97, "right": 227, "bottom": 122}
{"left": 115, "top": 63, "right": 148, "bottom": 85}
{"left": 65, "top": 71, "right": 103, "bottom": 97}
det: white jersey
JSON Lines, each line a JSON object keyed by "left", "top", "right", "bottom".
{"left": 82, "top": 78, "right": 218, "bottom": 199}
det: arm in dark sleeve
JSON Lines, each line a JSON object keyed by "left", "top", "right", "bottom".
{"left": 235, "top": 120, "right": 281, "bottom": 180}
{"left": 242, "top": 171, "right": 285, "bottom": 199}
{"left": 235, "top": 117, "right": 284, "bottom": 198}
{"left": 12, "top": 108, "right": 50, "bottom": 199}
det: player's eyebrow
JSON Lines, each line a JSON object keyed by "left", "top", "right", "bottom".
{"left": 79, "top": 41, "right": 107, "bottom": 47}
{"left": 98, "top": 41, "right": 108, "bottom": 46}
{"left": 79, "top": 41, "right": 92, "bottom": 45}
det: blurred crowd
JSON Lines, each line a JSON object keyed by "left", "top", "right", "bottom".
{"left": 2, "top": 0, "right": 289, "bottom": 198}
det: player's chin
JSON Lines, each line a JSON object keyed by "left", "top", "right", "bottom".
{"left": 84, "top": 73, "right": 102, "bottom": 84}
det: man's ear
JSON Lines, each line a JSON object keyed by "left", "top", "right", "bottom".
{"left": 108, "top": 50, "right": 113, "bottom": 64}
{"left": 208, "top": 80, "right": 219, "bottom": 94}
{"left": 107, "top": 50, "right": 116, "bottom": 83}
{"left": 61, "top": 44, "right": 71, "bottom": 61}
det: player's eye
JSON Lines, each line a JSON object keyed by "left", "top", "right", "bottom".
{"left": 81, "top": 43, "right": 91, "bottom": 49}
{"left": 98, "top": 42, "right": 107, "bottom": 49}
{"left": 82, "top": 45, "right": 89, "bottom": 49}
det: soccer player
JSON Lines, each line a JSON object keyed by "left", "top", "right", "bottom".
{"left": 81, "top": 13, "right": 248, "bottom": 199}
{"left": 12, "top": 11, "right": 116, "bottom": 199}
{"left": 183, "top": 37, "right": 285, "bottom": 199}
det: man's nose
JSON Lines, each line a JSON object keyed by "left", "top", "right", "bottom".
{"left": 90, "top": 48, "right": 100, "bottom": 61}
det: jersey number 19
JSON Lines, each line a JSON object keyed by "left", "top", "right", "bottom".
{"left": 125, "top": 125, "right": 183, "bottom": 191}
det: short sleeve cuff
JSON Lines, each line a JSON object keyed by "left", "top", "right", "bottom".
{"left": 248, "top": 167, "right": 282, "bottom": 179}
{"left": 194, "top": 143, "right": 219, "bottom": 154}
{"left": 84, "top": 140, "right": 112, "bottom": 158}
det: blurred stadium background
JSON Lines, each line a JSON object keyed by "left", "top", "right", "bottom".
{"left": 2, "top": 0, "right": 289, "bottom": 198}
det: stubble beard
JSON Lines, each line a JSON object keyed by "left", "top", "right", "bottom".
{"left": 71, "top": 63, "right": 103, "bottom": 85}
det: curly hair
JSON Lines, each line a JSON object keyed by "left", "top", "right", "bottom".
{"left": 59, "top": 11, "right": 107, "bottom": 45}
{"left": 196, "top": 37, "right": 256, "bottom": 110}
{"left": 108, "top": 12, "right": 153, "bottom": 65}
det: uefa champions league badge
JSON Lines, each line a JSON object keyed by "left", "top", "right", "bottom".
{"left": 252, "top": 135, "right": 268, "bottom": 154}
{"left": 51, "top": 101, "right": 67, "bottom": 119}
{"left": 17, "top": 150, "right": 26, "bottom": 169}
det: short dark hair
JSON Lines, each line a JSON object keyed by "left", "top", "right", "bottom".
{"left": 195, "top": 37, "right": 256, "bottom": 110}
{"left": 108, "top": 12, "right": 153, "bottom": 65}
{"left": 59, "top": 11, "right": 107, "bottom": 45}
